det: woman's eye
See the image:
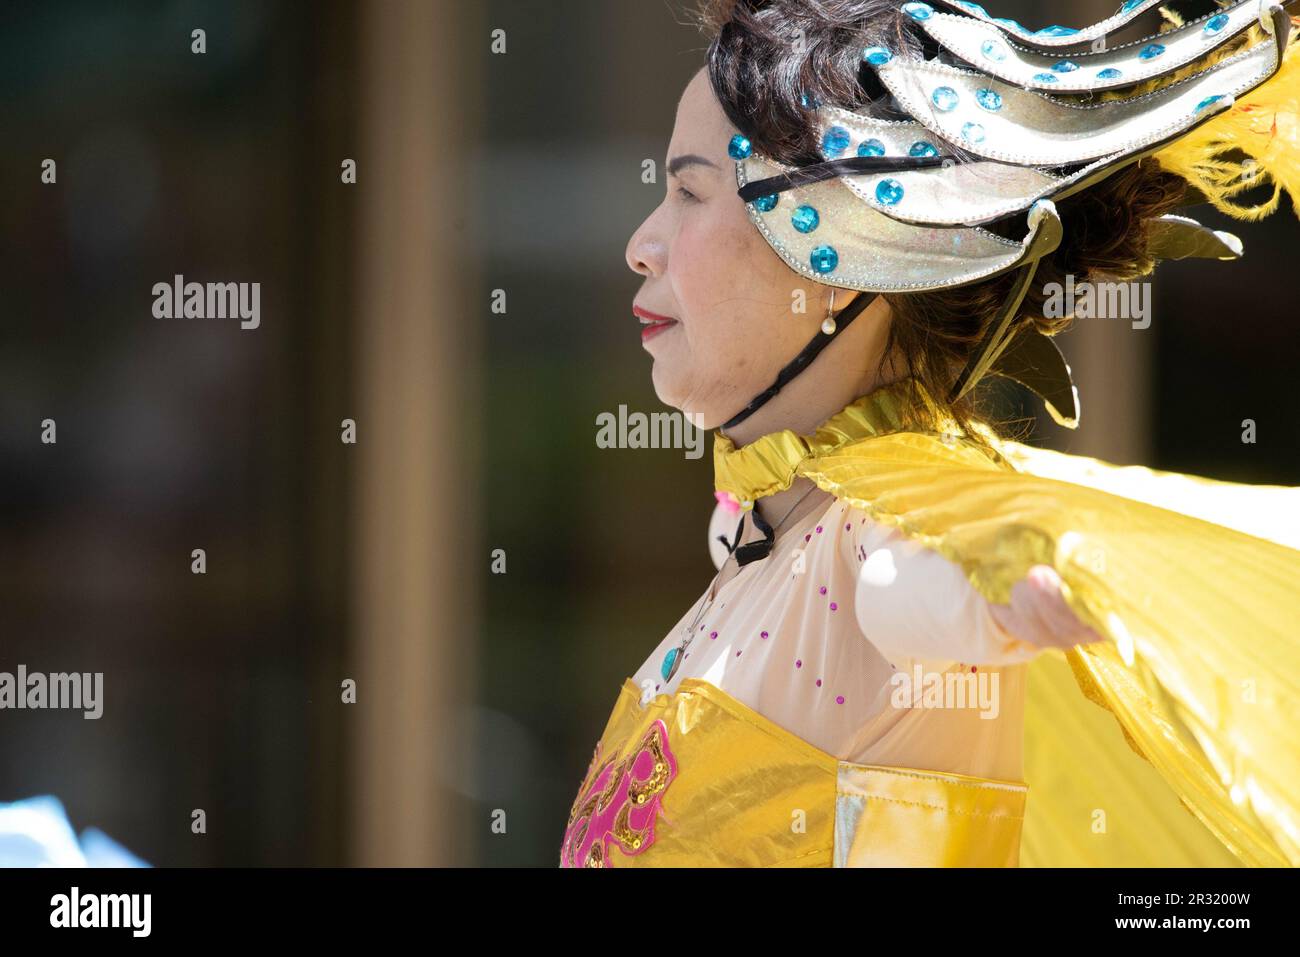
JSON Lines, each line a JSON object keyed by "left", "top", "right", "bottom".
{"left": 676, "top": 186, "right": 697, "bottom": 202}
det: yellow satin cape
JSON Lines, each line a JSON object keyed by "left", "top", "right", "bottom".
{"left": 714, "top": 380, "right": 1300, "bottom": 867}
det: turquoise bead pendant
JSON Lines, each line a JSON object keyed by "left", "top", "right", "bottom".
{"left": 661, "top": 646, "right": 682, "bottom": 681}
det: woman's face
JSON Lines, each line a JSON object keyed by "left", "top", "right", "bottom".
{"left": 625, "top": 68, "right": 857, "bottom": 429}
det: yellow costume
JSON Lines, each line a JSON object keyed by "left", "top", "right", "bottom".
{"left": 562, "top": 676, "right": 1026, "bottom": 867}
{"left": 561, "top": 378, "right": 1300, "bottom": 867}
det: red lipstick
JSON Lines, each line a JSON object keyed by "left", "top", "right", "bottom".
{"left": 634, "top": 305, "right": 679, "bottom": 343}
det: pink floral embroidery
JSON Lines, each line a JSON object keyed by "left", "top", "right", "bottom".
{"left": 560, "top": 719, "right": 678, "bottom": 868}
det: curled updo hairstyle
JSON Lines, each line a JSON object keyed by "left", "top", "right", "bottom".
{"left": 696, "top": 0, "right": 1195, "bottom": 441}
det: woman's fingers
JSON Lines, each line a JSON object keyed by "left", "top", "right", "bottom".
{"left": 990, "top": 565, "right": 1106, "bottom": 650}
{"left": 1025, "top": 566, "right": 1106, "bottom": 647}
{"left": 988, "top": 576, "right": 1058, "bottom": 648}
{"left": 1021, "top": 567, "right": 1081, "bottom": 648}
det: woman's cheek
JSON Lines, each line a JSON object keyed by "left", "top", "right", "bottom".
{"left": 675, "top": 213, "right": 761, "bottom": 318}
{"left": 669, "top": 218, "right": 725, "bottom": 316}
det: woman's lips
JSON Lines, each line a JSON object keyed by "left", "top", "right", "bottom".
{"left": 634, "top": 305, "right": 679, "bottom": 343}
{"left": 640, "top": 319, "right": 677, "bottom": 342}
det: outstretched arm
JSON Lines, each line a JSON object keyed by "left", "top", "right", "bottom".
{"left": 853, "top": 519, "right": 1105, "bottom": 665}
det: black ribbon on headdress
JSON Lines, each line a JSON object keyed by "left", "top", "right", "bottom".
{"left": 737, "top": 153, "right": 951, "bottom": 203}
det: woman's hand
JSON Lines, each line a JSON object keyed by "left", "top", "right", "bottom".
{"left": 987, "top": 565, "right": 1107, "bottom": 652}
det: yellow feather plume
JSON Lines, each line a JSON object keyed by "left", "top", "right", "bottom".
{"left": 1148, "top": 16, "right": 1300, "bottom": 222}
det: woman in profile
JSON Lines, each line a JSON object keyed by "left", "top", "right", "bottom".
{"left": 561, "top": 0, "right": 1300, "bottom": 868}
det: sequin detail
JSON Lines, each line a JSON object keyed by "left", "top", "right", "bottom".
{"left": 821, "top": 126, "right": 851, "bottom": 157}
{"left": 791, "top": 205, "right": 820, "bottom": 233}
{"left": 931, "top": 86, "right": 959, "bottom": 111}
{"left": 560, "top": 719, "right": 678, "bottom": 868}
{"left": 728, "top": 134, "right": 752, "bottom": 160}
{"left": 875, "top": 179, "right": 904, "bottom": 206}
{"left": 810, "top": 245, "right": 839, "bottom": 273}
{"left": 980, "top": 39, "right": 1007, "bottom": 62}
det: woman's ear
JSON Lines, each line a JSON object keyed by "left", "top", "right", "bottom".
{"left": 835, "top": 290, "right": 862, "bottom": 313}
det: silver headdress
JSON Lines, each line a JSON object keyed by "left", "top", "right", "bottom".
{"left": 728, "top": 0, "right": 1294, "bottom": 429}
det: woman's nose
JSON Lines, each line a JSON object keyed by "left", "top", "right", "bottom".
{"left": 625, "top": 210, "right": 667, "bottom": 278}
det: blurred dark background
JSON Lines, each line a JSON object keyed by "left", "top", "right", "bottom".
{"left": 0, "top": 0, "right": 1295, "bottom": 866}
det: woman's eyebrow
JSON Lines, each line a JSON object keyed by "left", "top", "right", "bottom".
{"left": 666, "top": 154, "right": 719, "bottom": 177}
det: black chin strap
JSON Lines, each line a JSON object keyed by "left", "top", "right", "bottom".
{"left": 721, "top": 290, "right": 878, "bottom": 431}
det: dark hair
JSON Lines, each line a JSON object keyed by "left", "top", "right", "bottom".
{"left": 695, "top": 0, "right": 1194, "bottom": 443}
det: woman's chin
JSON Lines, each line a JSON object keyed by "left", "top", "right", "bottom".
{"left": 649, "top": 369, "right": 727, "bottom": 431}
{"left": 648, "top": 362, "right": 683, "bottom": 408}
{"left": 648, "top": 363, "right": 699, "bottom": 416}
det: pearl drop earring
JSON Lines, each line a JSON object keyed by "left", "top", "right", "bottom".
{"left": 822, "top": 289, "right": 837, "bottom": 335}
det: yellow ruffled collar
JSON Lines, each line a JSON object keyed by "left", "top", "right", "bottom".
{"left": 713, "top": 376, "right": 955, "bottom": 507}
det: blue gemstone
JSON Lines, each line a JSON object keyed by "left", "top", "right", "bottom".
{"left": 1032, "top": 72, "right": 1059, "bottom": 83}
{"left": 981, "top": 39, "right": 1007, "bottom": 61}
{"left": 1052, "top": 60, "right": 1079, "bottom": 73}
{"left": 931, "top": 86, "right": 959, "bottom": 111}
{"left": 1204, "top": 13, "right": 1229, "bottom": 34}
{"left": 1035, "top": 25, "right": 1079, "bottom": 37}
{"left": 901, "top": 2, "right": 933, "bottom": 21}
{"left": 809, "top": 245, "right": 839, "bottom": 273}
{"left": 862, "top": 45, "right": 892, "bottom": 65}
{"left": 857, "top": 138, "right": 886, "bottom": 157}
{"left": 961, "top": 121, "right": 986, "bottom": 144}
{"left": 752, "top": 193, "right": 778, "bottom": 212}
{"left": 791, "top": 205, "right": 820, "bottom": 233}
{"left": 1138, "top": 43, "right": 1166, "bottom": 60}
{"left": 660, "top": 647, "right": 679, "bottom": 681}
{"left": 800, "top": 92, "right": 823, "bottom": 109}
{"left": 1096, "top": 67, "right": 1123, "bottom": 80}
{"left": 821, "top": 125, "right": 851, "bottom": 157}
{"left": 875, "top": 178, "right": 904, "bottom": 206}
{"left": 909, "top": 140, "right": 939, "bottom": 157}
{"left": 975, "top": 87, "right": 1002, "bottom": 111}
{"left": 1194, "top": 94, "right": 1224, "bottom": 113}
{"left": 728, "top": 134, "right": 752, "bottom": 159}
